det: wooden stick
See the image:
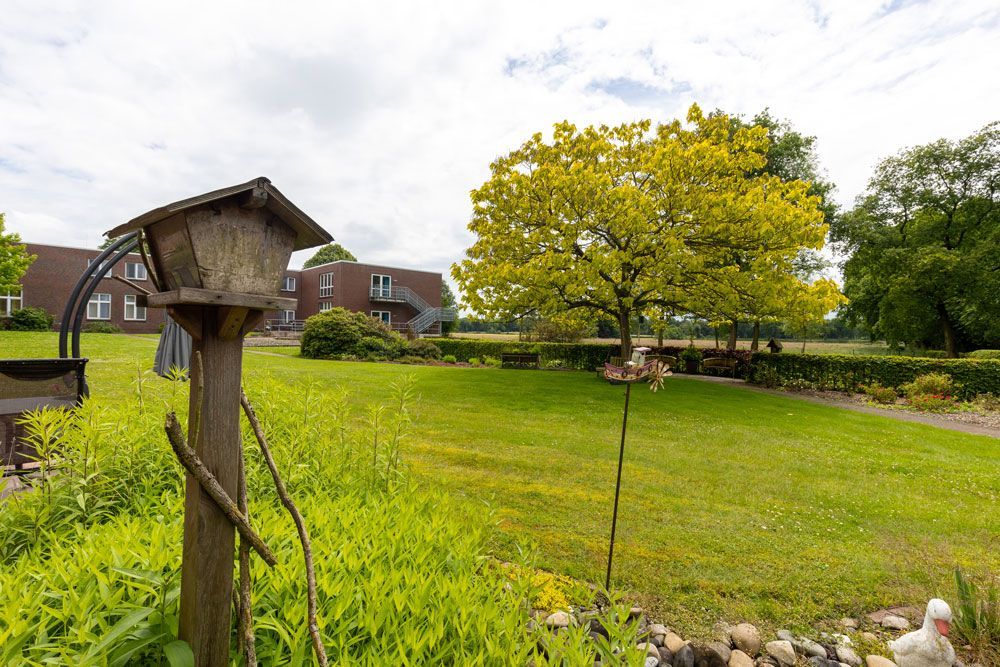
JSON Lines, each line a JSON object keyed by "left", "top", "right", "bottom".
{"left": 164, "top": 412, "right": 277, "bottom": 566}
{"left": 111, "top": 274, "right": 152, "bottom": 295}
{"left": 241, "top": 390, "right": 328, "bottom": 666}
{"left": 190, "top": 351, "right": 204, "bottom": 453}
{"left": 237, "top": 449, "right": 257, "bottom": 666}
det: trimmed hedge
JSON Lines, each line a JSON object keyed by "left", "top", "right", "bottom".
{"left": 423, "top": 339, "right": 752, "bottom": 375}
{"left": 968, "top": 349, "right": 1000, "bottom": 359}
{"left": 748, "top": 353, "right": 1000, "bottom": 399}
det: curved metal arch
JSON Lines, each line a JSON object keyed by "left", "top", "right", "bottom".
{"left": 71, "top": 239, "right": 140, "bottom": 361}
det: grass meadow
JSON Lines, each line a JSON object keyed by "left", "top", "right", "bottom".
{"left": 3, "top": 332, "right": 998, "bottom": 640}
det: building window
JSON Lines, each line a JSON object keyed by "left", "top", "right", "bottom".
{"left": 1, "top": 289, "right": 22, "bottom": 317}
{"left": 87, "top": 293, "right": 111, "bottom": 320}
{"left": 282, "top": 310, "right": 296, "bottom": 323}
{"left": 371, "top": 310, "right": 391, "bottom": 324}
{"left": 371, "top": 274, "right": 391, "bottom": 298}
{"left": 319, "top": 272, "right": 334, "bottom": 297}
{"left": 319, "top": 302, "right": 332, "bottom": 312}
{"left": 124, "top": 294, "right": 146, "bottom": 321}
{"left": 88, "top": 257, "right": 112, "bottom": 278}
{"left": 125, "top": 262, "right": 148, "bottom": 281}
{"left": 282, "top": 276, "right": 296, "bottom": 291}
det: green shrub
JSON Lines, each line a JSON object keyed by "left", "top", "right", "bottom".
{"left": 901, "top": 372, "right": 955, "bottom": 398}
{"left": 748, "top": 353, "right": 1000, "bottom": 400}
{"left": 907, "top": 394, "right": 958, "bottom": 412}
{"left": 9, "top": 306, "right": 53, "bottom": 331}
{"left": 84, "top": 322, "right": 122, "bottom": 334}
{"left": 862, "top": 383, "right": 897, "bottom": 404}
{"left": 954, "top": 567, "right": 1000, "bottom": 663}
{"left": 544, "top": 359, "right": 566, "bottom": 370}
{"left": 442, "top": 354, "right": 457, "bottom": 364}
{"left": 968, "top": 349, "right": 1000, "bottom": 359}
{"left": 301, "top": 307, "right": 402, "bottom": 359}
{"left": 972, "top": 393, "right": 1000, "bottom": 412}
{"left": 468, "top": 357, "right": 481, "bottom": 366}
{"left": 679, "top": 345, "right": 703, "bottom": 363}
{"left": 782, "top": 378, "right": 817, "bottom": 391}
{"left": 407, "top": 339, "right": 442, "bottom": 359}
{"left": 483, "top": 356, "right": 501, "bottom": 368}
{"left": 395, "top": 355, "right": 429, "bottom": 365}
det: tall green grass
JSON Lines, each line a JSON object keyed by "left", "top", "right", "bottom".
{"left": 1, "top": 369, "right": 641, "bottom": 665}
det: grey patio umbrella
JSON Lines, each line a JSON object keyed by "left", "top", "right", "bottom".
{"left": 153, "top": 314, "right": 192, "bottom": 378}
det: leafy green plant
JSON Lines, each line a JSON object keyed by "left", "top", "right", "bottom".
{"left": 862, "top": 383, "right": 897, "bottom": 404}
{"left": 84, "top": 321, "right": 122, "bottom": 333}
{"left": 483, "top": 356, "right": 501, "bottom": 368}
{"left": 901, "top": 372, "right": 955, "bottom": 398}
{"left": 954, "top": 567, "right": 1000, "bottom": 663}
{"left": 972, "top": 393, "right": 1000, "bottom": 412}
{"left": 301, "top": 307, "right": 401, "bottom": 360}
{"left": 407, "top": 339, "right": 442, "bottom": 359}
{"left": 782, "top": 378, "right": 817, "bottom": 391}
{"left": 544, "top": 359, "right": 566, "bottom": 370}
{"left": 468, "top": 357, "right": 481, "bottom": 366}
{"left": 907, "top": 394, "right": 958, "bottom": 412}
{"left": 9, "top": 306, "right": 53, "bottom": 331}
{"left": 442, "top": 354, "right": 457, "bottom": 363}
{"left": 679, "top": 345, "right": 703, "bottom": 363}
{"left": 968, "top": 349, "right": 1000, "bottom": 359}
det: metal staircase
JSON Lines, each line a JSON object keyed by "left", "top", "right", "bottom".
{"left": 370, "top": 286, "right": 456, "bottom": 334}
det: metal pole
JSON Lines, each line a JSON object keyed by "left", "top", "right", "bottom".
{"left": 605, "top": 380, "right": 631, "bottom": 591}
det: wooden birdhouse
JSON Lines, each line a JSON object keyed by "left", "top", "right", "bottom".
{"left": 766, "top": 337, "right": 783, "bottom": 353}
{"left": 106, "top": 177, "right": 332, "bottom": 339}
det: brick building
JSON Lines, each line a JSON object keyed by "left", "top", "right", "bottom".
{"left": 4, "top": 243, "right": 453, "bottom": 336}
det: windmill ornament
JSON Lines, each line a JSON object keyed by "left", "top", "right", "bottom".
{"left": 602, "top": 349, "right": 671, "bottom": 590}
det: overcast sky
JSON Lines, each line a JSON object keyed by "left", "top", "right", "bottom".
{"left": 2, "top": 1, "right": 997, "bottom": 278}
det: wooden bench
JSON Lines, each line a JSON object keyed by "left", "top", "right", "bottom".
{"left": 647, "top": 355, "right": 678, "bottom": 371}
{"left": 501, "top": 353, "right": 540, "bottom": 369}
{"left": 701, "top": 357, "right": 738, "bottom": 378}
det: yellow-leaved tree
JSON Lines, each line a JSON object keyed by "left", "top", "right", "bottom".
{"left": 453, "top": 105, "right": 835, "bottom": 359}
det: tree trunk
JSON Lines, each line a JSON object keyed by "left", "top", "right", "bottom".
{"left": 938, "top": 303, "right": 958, "bottom": 358}
{"left": 657, "top": 327, "right": 663, "bottom": 347}
{"left": 618, "top": 310, "right": 632, "bottom": 361}
{"left": 714, "top": 328, "right": 720, "bottom": 348}
{"left": 750, "top": 321, "right": 760, "bottom": 351}
{"left": 727, "top": 319, "right": 738, "bottom": 351}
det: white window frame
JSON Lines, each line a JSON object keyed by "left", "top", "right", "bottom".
{"left": 1, "top": 289, "right": 23, "bottom": 317}
{"left": 319, "top": 272, "right": 334, "bottom": 297}
{"left": 124, "top": 294, "right": 146, "bottom": 321}
{"left": 88, "top": 257, "right": 112, "bottom": 278}
{"left": 371, "top": 310, "right": 391, "bottom": 324}
{"left": 282, "top": 276, "right": 296, "bottom": 292}
{"left": 371, "top": 274, "right": 391, "bottom": 297}
{"left": 87, "top": 293, "right": 112, "bottom": 320}
{"left": 125, "top": 262, "right": 148, "bottom": 281}
{"left": 282, "top": 310, "right": 296, "bottom": 323}
{"left": 319, "top": 301, "right": 332, "bottom": 312}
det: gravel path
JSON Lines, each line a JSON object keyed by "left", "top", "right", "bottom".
{"left": 685, "top": 375, "right": 1000, "bottom": 438}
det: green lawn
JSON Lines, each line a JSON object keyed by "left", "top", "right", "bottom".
{"left": 4, "top": 332, "right": 998, "bottom": 637}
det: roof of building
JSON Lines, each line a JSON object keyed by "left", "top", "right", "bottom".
{"left": 105, "top": 177, "right": 333, "bottom": 251}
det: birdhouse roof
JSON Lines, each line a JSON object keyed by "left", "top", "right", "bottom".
{"left": 106, "top": 177, "right": 333, "bottom": 251}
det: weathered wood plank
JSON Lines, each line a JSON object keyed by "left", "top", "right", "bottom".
{"left": 149, "top": 287, "right": 296, "bottom": 312}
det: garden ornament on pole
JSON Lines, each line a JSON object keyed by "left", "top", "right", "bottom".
{"left": 105, "top": 177, "right": 332, "bottom": 665}
{"left": 602, "top": 358, "right": 670, "bottom": 591}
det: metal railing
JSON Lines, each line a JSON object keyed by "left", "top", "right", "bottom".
{"left": 265, "top": 319, "right": 305, "bottom": 333}
{"left": 369, "top": 285, "right": 431, "bottom": 312}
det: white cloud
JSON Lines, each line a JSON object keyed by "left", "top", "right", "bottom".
{"left": 1, "top": 0, "right": 997, "bottom": 283}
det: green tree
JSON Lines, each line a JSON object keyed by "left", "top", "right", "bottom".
{"left": 303, "top": 243, "right": 357, "bottom": 268}
{"left": 0, "top": 213, "right": 35, "bottom": 291}
{"left": 440, "top": 282, "right": 459, "bottom": 335}
{"left": 832, "top": 122, "right": 1000, "bottom": 356}
{"left": 453, "top": 105, "right": 828, "bottom": 359}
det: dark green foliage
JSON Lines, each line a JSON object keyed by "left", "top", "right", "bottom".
{"left": 424, "top": 339, "right": 751, "bottom": 374}
{"left": 83, "top": 322, "right": 122, "bottom": 334}
{"left": 302, "top": 242, "right": 356, "bottom": 268}
{"left": 407, "top": 339, "right": 442, "bottom": 359}
{"left": 9, "top": 306, "right": 53, "bottom": 331}
{"left": 969, "top": 349, "right": 1000, "bottom": 359}
{"left": 442, "top": 354, "right": 457, "bottom": 364}
{"left": 301, "top": 307, "right": 402, "bottom": 359}
{"left": 749, "top": 353, "right": 1000, "bottom": 399}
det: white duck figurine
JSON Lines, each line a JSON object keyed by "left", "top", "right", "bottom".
{"left": 888, "top": 599, "right": 956, "bottom": 667}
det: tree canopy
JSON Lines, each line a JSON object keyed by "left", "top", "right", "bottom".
{"left": 303, "top": 243, "right": 357, "bottom": 268}
{"left": 0, "top": 213, "right": 35, "bottom": 291}
{"left": 832, "top": 121, "right": 1000, "bottom": 356}
{"left": 453, "top": 105, "right": 837, "bottom": 357}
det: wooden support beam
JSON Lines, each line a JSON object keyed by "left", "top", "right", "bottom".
{"left": 167, "top": 305, "right": 204, "bottom": 341}
{"left": 240, "top": 186, "right": 268, "bottom": 209}
{"left": 178, "top": 308, "right": 243, "bottom": 665}
{"left": 148, "top": 287, "right": 296, "bottom": 312}
{"left": 217, "top": 306, "right": 249, "bottom": 341}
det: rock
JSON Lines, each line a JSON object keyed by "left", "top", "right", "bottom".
{"left": 731, "top": 623, "right": 762, "bottom": 657}
{"left": 776, "top": 630, "right": 795, "bottom": 643}
{"left": 646, "top": 658, "right": 660, "bottom": 667}
{"left": 639, "top": 642, "right": 662, "bottom": 660}
{"left": 665, "top": 632, "right": 688, "bottom": 653}
{"left": 807, "top": 658, "right": 838, "bottom": 667}
{"left": 650, "top": 634, "right": 664, "bottom": 647}
{"left": 755, "top": 657, "right": 779, "bottom": 667}
{"left": 764, "top": 640, "right": 796, "bottom": 667}
{"left": 864, "top": 657, "right": 896, "bottom": 667}
{"left": 880, "top": 615, "right": 909, "bottom": 631}
{"left": 590, "top": 618, "right": 609, "bottom": 638}
{"left": 649, "top": 623, "right": 670, "bottom": 638}
{"left": 673, "top": 644, "right": 695, "bottom": 667}
{"left": 798, "top": 638, "right": 827, "bottom": 659}
{"left": 860, "top": 632, "right": 879, "bottom": 643}
{"left": 630, "top": 606, "right": 645, "bottom": 619}
{"left": 708, "top": 641, "right": 732, "bottom": 664}
{"left": 713, "top": 621, "right": 734, "bottom": 646}
{"left": 867, "top": 606, "right": 923, "bottom": 625}
{"left": 659, "top": 646, "right": 674, "bottom": 663}
{"left": 544, "top": 611, "right": 570, "bottom": 628}
{"left": 728, "top": 650, "right": 753, "bottom": 667}
{"left": 835, "top": 645, "right": 862, "bottom": 667}
{"left": 692, "top": 644, "right": 727, "bottom": 667}
{"left": 840, "top": 618, "right": 860, "bottom": 630}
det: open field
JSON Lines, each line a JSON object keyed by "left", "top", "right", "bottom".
{"left": 450, "top": 332, "right": 899, "bottom": 355}
{"left": 3, "top": 332, "right": 998, "bottom": 638}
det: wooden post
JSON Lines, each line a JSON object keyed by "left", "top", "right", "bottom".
{"left": 178, "top": 308, "right": 244, "bottom": 664}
